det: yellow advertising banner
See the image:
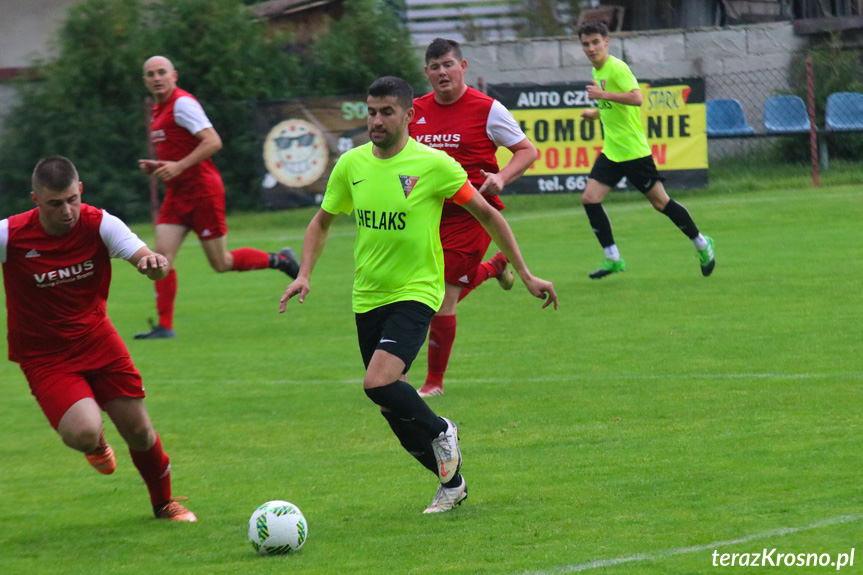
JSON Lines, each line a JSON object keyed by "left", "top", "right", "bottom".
{"left": 488, "top": 79, "right": 707, "bottom": 193}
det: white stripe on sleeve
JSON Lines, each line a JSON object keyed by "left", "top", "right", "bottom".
{"left": 99, "top": 211, "right": 146, "bottom": 260}
{"left": 0, "top": 219, "right": 8, "bottom": 263}
{"left": 486, "top": 100, "right": 528, "bottom": 149}
{"left": 173, "top": 96, "right": 214, "bottom": 135}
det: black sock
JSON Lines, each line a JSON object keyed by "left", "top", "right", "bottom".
{"left": 267, "top": 253, "right": 278, "bottom": 268}
{"left": 662, "top": 199, "right": 700, "bottom": 239}
{"left": 381, "top": 411, "right": 438, "bottom": 474}
{"left": 442, "top": 473, "right": 463, "bottom": 488}
{"left": 583, "top": 203, "right": 615, "bottom": 247}
{"left": 365, "top": 381, "right": 447, "bottom": 439}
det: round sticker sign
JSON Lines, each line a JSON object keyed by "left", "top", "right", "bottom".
{"left": 263, "top": 119, "right": 329, "bottom": 187}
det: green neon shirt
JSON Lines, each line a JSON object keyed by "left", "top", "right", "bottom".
{"left": 592, "top": 55, "right": 651, "bottom": 162}
{"left": 322, "top": 138, "right": 469, "bottom": 313}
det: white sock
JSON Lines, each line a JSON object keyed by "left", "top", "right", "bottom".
{"left": 603, "top": 245, "right": 620, "bottom": 260}
{"left": 692, "top": 234, "right": 708, "bottom": 250}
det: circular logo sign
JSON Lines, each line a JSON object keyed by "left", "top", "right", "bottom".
{"left": 263, "top": 119, "right": 329, "bottom": 187}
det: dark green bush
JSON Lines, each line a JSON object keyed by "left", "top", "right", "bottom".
{"left": 0, "top": 0, "right": 424, "bottom": 222}
{"left": 0, "top": 0, "right": 298, "bottom": 221}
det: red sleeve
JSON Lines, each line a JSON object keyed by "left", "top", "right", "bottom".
{"left": 451, "top": 179, "right": 476, "bottom": 206}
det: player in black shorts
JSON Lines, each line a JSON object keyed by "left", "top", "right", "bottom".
{"left": 579, "top": 21, "right": 715, "bottom": 279}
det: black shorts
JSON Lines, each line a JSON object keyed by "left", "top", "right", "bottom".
{"left": 355, "top": 300, "right": 436, "bottom": 373}
{"left": 589, "top": 153, "right": 665, "bottom": 194}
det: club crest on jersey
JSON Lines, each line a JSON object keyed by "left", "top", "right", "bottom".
{"left": 399, "top": 175, "right": 419, "bottom": 198}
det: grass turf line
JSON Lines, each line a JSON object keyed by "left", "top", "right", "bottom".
{"left": 0, "top": 185, "right": 860, "bottom": 574}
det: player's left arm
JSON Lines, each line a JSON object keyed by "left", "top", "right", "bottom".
{"left": 153, "top": 127, "right": 222, "bottom": 182}
{"left": 129, "top": 246, "right": 170, "bottom": 281}
{"left": 455, "top": 185, "right": 558, "bottom": 309}
{"left": 478, "top": 137, "right": 538, "bottom": 195}
{"left": 478, "top": 102, "right": 539, "bottom": 195}
{"left": 100, "top": 210, "right": 169, "bottom": 281}
{"left": 152, "top": 97, "right": 222, "bottom": 182}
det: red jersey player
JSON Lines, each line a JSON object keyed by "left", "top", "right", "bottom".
{"left": 409, "top": 38, "right": 539, "bottom": 397}
{"left": 1, "top": 156, "right": 196, "bottom": 521}
{"left": 136, "top": 55, "right": 300, "bottom": 339}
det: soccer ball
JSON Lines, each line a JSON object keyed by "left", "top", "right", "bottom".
{"left": 248, "top": 500, "right": 308, "bottom": 555}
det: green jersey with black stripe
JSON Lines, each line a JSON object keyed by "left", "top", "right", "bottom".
{"left": 322, "top": 138, "right": 469, "bottom": 313}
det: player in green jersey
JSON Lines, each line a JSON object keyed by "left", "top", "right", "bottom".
{"left": 279, "top": 76, "right": 557, "bottom": 514}
{"left": 578, "top": 21, "right": 715, "bottom": 279}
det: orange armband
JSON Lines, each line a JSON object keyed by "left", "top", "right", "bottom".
{"left": 451, "top": 180, "right": 476, "bottom": 205}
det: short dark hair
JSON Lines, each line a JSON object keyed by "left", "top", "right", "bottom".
{"left": 367, "top": 76, "right": 413, "bottom": 110}
{"left": 425, "top": 38, "right": 462, "bottom": 64}
{"left": 578, "top": 21, "right": 609, "bottom": 39}
{"left": 32, "top": 156, "right": 79, "bottom": 193}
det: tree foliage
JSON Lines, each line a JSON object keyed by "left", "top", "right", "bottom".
{"left": 0, "top": 0, "right": 149, "bottom": 219}
{"left": 518, "top": 0, "right": 582, "bottom": 38}
{"left": 0, "top": 0, "right": 424, "bottom": 221}
{"left": 0, "top": 0, "right": 299, "bottom": 220}
{"left": 304, "top": 0, "right": 425, "bottom": 96}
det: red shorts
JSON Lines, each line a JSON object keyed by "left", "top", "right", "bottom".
{"left": 441, "top": 216, "right": 493, "bottom": 287}
{"left": 20, "top": 327, "right": 145, "bottom": 429}
{"left": 157, "top": 193, "right": 228, "bottom": 240}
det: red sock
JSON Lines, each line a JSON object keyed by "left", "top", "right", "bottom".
{"left": 129, "top": 434, "right": 172, "bottom": 507}
{"left": 155, "top": 269, "right": 177, "bottom": 330}
{"left": 229, "top": 247, "right": 270, "bottom": 271}
{"left": 427, "top": 314, "right": 457, "bottom": 386}
{"left": 457, "top": 260, "right": 496, "bottom": 302}
{"left": 476, "top": 259, "right": 497, "bottom": 284}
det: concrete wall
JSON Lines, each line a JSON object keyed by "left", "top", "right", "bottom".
{"left": 447, "top": 21, "right": 805, "bottom": 89}
{"left": 0, "top": 0, "right": 81, "bottom": 69}
{"left": 422, "top": 22, "right": 808, "bottom": 160}
{"left": 0, "top": 0, "right": 83, "bottom": 137}
{"left": 427, "top": 22, "right": 806, "bottom": 135}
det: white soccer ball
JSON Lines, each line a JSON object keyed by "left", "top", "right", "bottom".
{"left": 248, "top": 500, "right": 308, "bottom": 555}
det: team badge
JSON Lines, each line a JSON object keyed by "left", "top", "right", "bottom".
{"left": 399, "top": 175, "right": 419, "bottom": 198}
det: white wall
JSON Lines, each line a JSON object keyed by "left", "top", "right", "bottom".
{"left": 0, "top": 0, "right": 83, "bottom": 69}
{"left": 431, "top": 22, "right": 805, "bottom": 95}
{"left": 412, "top": 22, "right": 808, "bottom": 161}
{"left": 0, "top": 0, "right": 84, "bottom": 137}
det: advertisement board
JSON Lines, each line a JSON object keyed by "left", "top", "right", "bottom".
{"left": 255, "top": 97, "right": 368, "bottom": 208}
{"left": 486, "top": 78, "right": 707, "bottom": 193}
{"left": 255, "top": 78, "right": 707, "bottom": 207}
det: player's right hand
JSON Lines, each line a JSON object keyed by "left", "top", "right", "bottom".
{"left": 138, "top": 159, "right": 159, "bottom": 174}
{"left": 580, "top": 108, "right": 600, "bottom": 121}
{"left": 279, "top": 279, "right": 310, "bottom": 313}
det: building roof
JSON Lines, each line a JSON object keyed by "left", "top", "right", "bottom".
{"left": 250, "top": 0, "right": 341, "bottom": 18}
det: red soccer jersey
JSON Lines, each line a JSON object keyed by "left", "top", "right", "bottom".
{"left": 150, "top": 87, "right": 224, "bottom": 200}
{"left": 411, "top": 87, "right": 510, "bottom": 222}
{"left": 412, "top": 87, "right": 502, "bottom": 189}
{"left": 1, "top": 205, "right": 142, "bottom": 362}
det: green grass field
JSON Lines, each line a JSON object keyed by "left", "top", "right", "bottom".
{"left": 1, "top": 184, "right": 861, "bottom": 574}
